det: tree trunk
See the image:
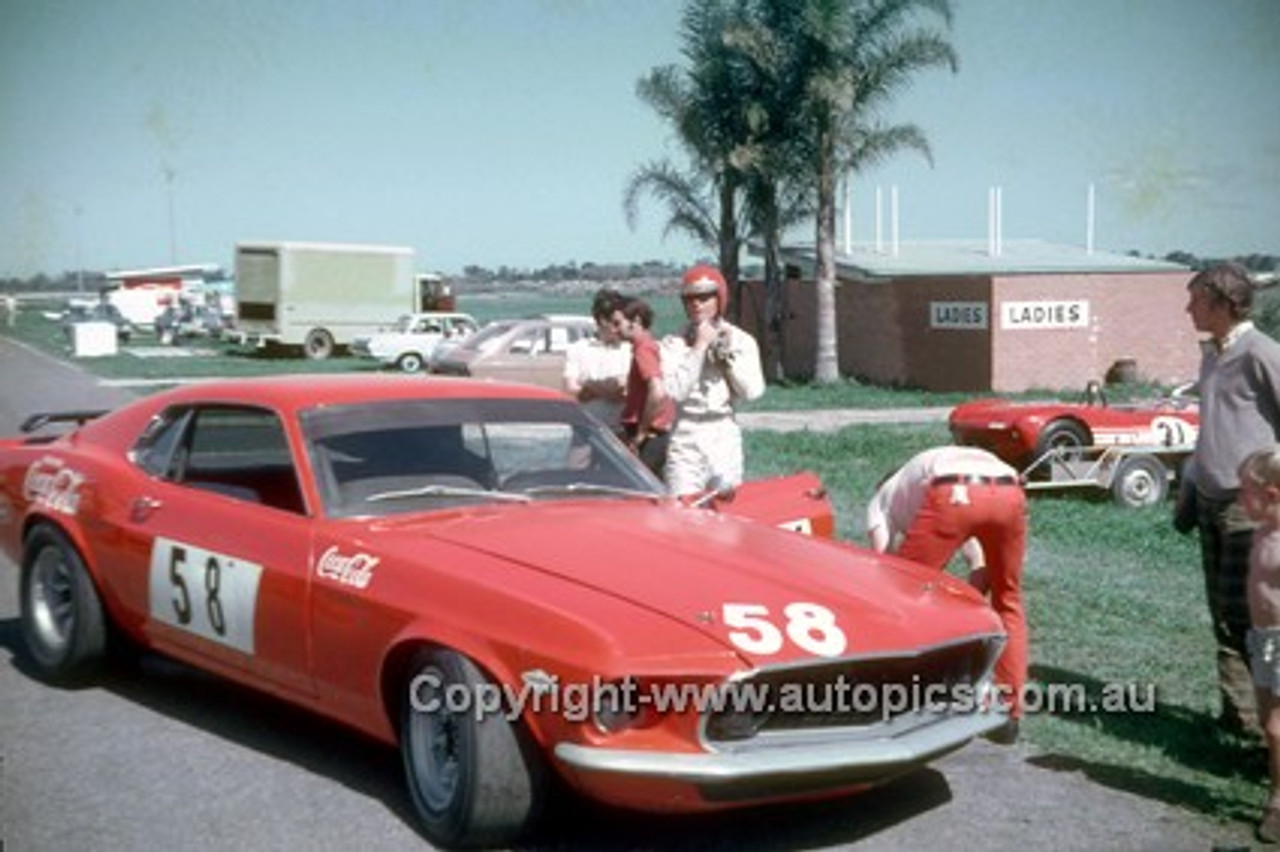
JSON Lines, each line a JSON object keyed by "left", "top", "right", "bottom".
{"left": 813, "top": 124, "right": 840, "bottom": 384}
{"left": 761, "top": 188, "right": 786, "bottom": 383}
{"left": 717, "top": 177, "right": 742, "bottom": 325}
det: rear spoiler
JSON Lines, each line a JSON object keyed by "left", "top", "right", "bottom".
{"left": 20, "top": 410, "right": 109, "bottom": 434}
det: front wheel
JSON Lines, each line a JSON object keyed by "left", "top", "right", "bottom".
{"left": 1112, "top": 454, "right": 1168, "bottom": 508}
{"left": 401, "top": 648, "right": 545, "bottom": 849}
{"left": 20, "top": 524, "right": 107, "bottom": 680}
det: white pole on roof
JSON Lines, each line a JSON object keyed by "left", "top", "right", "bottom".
{"left": 996, "top": 186, "right": 1003, "bottom": 257}
{"left": 891, "top": 186, "right": 900, "bottom": 257}
{"left": 987, "top": 187, "right": 995, "bottom": 256}
{"left": 874, "top": 186, "right": 884, "bottom": 254}
{"left": 1086, "top": 183, "right": 1096, "bottom": 254}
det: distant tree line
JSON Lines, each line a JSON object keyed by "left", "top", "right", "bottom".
{"left": 0, "top": 261, "right": 686, "bottom": 295}
{"left": 4, "top": 251, "right": 1275, "bottom": 295}
{"left": 456, "top": 260, "right": 684, "bottom": 285}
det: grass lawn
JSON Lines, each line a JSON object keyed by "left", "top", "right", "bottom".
{"left": 747, "top": 424, "right": 1259, "bottom": 829}
{"left": 2, "top": 296, "right": 1260, "bottom": 829}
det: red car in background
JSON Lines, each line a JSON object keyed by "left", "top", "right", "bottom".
{"left": 1, "top": 374, "right": 1007, "bottom": 848}
{"left": 949, "top": 383, "right": 1198, "bottom": 507}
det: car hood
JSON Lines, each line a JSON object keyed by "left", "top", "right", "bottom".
{"left": 378, "top": 501, "right": 1001, "bottom": 666}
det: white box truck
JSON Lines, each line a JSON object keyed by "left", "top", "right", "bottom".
{"left": 234, "top": 241, "right": 420, "bottom": 359}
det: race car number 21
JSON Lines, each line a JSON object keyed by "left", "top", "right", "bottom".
{"left": 149, "top": 537, "right": 263, "bottom": 654}
{"left": 723, "top": 602, "right": 847, "bottom": 658}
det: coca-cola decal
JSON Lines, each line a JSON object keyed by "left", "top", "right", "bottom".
{"left": 23, "top": 456, "right": 86, "bottom": 516}
{"left": 315, "top": 545, "right": 378, "bottom": 590}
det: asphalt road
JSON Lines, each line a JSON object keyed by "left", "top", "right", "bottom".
{"left": 0, "top": 336, "right": 1253, "bottom": 851}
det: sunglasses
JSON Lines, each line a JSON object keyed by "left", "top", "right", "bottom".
{"left": 682, "top": 292, "right": 717, "bottom": 302}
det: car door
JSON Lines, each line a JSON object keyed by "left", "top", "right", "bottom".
{"left": 97, "top": 404, "right": 316, "bottom": 695}
{"left": 718, "top": 471, "right": 836, "bottom": 538}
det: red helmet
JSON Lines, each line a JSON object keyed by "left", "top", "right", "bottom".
{"left": 681, "top": 264, "right": 728, "bottom": 316}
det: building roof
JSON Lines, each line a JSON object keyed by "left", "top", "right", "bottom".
{"left": 781, "top": 239, "right": 1189, "bottom": 280}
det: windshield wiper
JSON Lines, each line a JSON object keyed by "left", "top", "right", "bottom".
{"left": 365, "top": 485, "right": 532, "bottom": 504}
{"left": 517, "top": 483, "right": 662, "bottom": 501}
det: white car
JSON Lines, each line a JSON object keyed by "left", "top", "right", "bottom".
{"left": 351, "top": 312, "right": 479, "bottom": 372}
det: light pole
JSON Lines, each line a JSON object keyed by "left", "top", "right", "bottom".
{"left": 74, "top": 204, "right": 84, "bottom": 292}
{"left": 164, "top": 166, "right": 177, "bottom": 263}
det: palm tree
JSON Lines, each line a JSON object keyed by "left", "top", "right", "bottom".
{"left": 626, "top": 0, "right": 756, "bottom": 306}
{"left": 629, "top": 0, "right": 954, "bottom": 384}
{"left": 781, "top": 0, "right": 957, "bottom": 382}
{"left": 718, "top": 8, "right": 815, "bottom": 378}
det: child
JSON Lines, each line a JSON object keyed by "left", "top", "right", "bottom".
{"left": 1241, "top": 446, "right": 1280, "bottom": 843}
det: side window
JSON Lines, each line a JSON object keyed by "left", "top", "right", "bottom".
{"left": 507, "top": 329, "right": 542, "bottom": 355}
{"left": 484, "top": 422, "right": 577, "bottom": 480}
{"left": 131, "top": 407, "right": 194, "bottom": 478}
{"left": 157, "top": 406, "right": 306, "bottom": 515}
{"left": 548, "top": 326, "right": 572, "bottom": 354}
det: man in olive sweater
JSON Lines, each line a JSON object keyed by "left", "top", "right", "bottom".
{"left": 1186, "top": 262, "right": 1280, "bottom": 738}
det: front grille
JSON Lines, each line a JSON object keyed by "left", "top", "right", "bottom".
{"left": 705, "top": 635, "right": 1002, "bottom": 743}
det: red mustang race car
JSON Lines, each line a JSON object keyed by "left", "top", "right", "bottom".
{"left": 949, "top": 383, "right": 1199, "bottom": 507}
{"left": 1, "top": 375, "right": 1006, "bottom": 848}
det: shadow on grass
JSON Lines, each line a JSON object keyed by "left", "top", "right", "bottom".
{"left": 1026, "top": 663, "right": 1262, "bottom": 824}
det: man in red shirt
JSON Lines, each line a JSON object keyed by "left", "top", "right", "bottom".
{"left": 611, "top": 298, "right": 675, "bottom": 478}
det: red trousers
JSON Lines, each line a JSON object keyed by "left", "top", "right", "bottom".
{"left": 897, "top": 481, "right": 1029, "bottom": 717}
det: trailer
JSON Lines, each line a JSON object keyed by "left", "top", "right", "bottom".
{"left": 1021, "top": 441, "right": 1193, "bottom": 509}
{"left": 233, "top": 241, "right": 428, "bottom": 359}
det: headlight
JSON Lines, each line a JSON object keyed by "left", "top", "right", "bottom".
{"left": 592, "top": 677, "right": 647, "bottom": 734}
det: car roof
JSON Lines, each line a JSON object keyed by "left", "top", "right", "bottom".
{"left": 529, "top": 313, "right": 593, "bottom": 324}
{"left": 405, "top": 312, "right": 476, "bottom": 321}
{"left": 140, "top": 374, "right": 567, "bottom": 414}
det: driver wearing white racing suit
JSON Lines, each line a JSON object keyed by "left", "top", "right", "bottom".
{"left": 661, "top": 264, "right": 765, "bottom": 497}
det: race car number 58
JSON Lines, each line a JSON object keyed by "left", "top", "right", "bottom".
{"left": 149, "top": 537, "right": 263, "bottom": 653}
{"left": 723, "top": 602, "right": 847, "bottom": 657}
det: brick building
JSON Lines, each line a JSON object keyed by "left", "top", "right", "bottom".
{"left": 741, "top": 239, "right": 1199, "bottom": 393}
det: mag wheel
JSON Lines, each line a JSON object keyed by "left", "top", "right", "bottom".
{"left": 1112, "top": 454, "right": 1168, "bottom": 508}
{"left": 401, "top": 648, "right": 545, "bottom": 849}
{"left": 20, "top": 524, "right": 107, "bottom": 680}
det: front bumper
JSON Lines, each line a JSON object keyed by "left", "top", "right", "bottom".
{"left": 555, "top": 708, "right": 1006, "bottom": 805}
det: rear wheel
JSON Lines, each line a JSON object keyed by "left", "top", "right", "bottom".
{"left": 401, "top": 648, "right": 545, "bottom": 849}
{"left": 20, "top": 524, "right": 107, "bottom": 680}
{"left": 1112, "top": 454, "right": 1168, "bottom": 508}
{"left": 396, "top": 352, "right": 426, "bottom": 373}
{"left": 304, "top": 328, "right": 335, "bottom": 360}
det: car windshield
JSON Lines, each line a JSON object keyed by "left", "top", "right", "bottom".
{"left": 300, "top": 397, "right": 663, "bottom": 518}
{"left": 454, "top": 320, "right": 518, "bottom": 354}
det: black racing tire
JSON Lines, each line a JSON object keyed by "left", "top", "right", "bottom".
{"left": 20, "top": 524, "right": 107, "bottom": 681}
{"left": 1033, "top": 418, "right": 1091, "bottom": 461}
{"left": 303, "top": 328, "right": 336, "bottom": 360}
{"left": 401, "top": 648, "right": 545, "bottom": 849}
{"left": 1112, "top": 454, "right": 1169, "bottom": 508}
{"left": 396, "top": 352, "right": 426, "bottom": 373}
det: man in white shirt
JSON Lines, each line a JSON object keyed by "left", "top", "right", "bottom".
{"left": 661, "top": 265, "right": 765, "bottom": 497}
{"left": 563, "top": 288, "right": 632, "bottom": 435}
{"left": 866, "top": 444, "right": 1028, "bottom": 743}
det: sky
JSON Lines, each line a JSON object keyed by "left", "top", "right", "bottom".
{"left": 2, "top": 0, "right": 1278, "bottom": 279}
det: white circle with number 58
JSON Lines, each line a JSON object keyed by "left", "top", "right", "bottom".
{"left": 722, "top": 602, "right": 847, "bottom": 658}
